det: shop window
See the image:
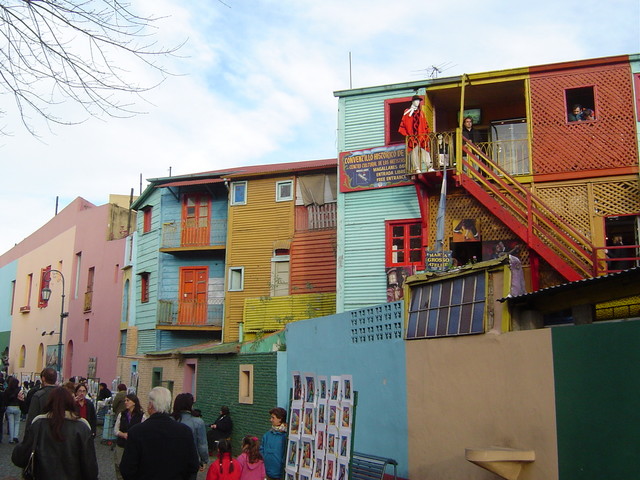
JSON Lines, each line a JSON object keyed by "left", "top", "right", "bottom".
{"left": 565, "top": 86, "right": 596, "bottom": 122}
{"left": 230, "top": 181, "right": 247, "bottom": 206}
{"left": 385, "top": 97, "right": 414, "bottom": 145}
{"left": 407, "top": 272, "right": 486, "bottom": 339}
{"left": 385, "top": 219, "right": 424, "bottom": 267}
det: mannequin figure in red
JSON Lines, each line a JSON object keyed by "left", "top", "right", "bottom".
{"left": 398, "top": 95, "right": 432, "bottom": 172}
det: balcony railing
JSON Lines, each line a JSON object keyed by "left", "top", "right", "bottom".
{"left": 404, "top": 131, "right": 530, "bottom": 176}
{"left": 161, "top": 219, "right": 227, "bottom": 249}
{"left": 157, "top": 299, "right": 223, "bottom": 327}
{"left": 295, "top": 203, "right": 337, "bottom": 231}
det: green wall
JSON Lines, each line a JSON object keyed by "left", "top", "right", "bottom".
{"left": 197, "top": 352, "right": 278, "bottom": 454}
{"left": 552, "top": 320, "right": 640, "bottom": 480}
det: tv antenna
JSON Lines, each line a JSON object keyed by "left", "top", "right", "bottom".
{"left": 414, "top": 62, "right": 455, "bottom": 79}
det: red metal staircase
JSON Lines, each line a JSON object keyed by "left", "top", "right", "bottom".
{"left": 455, "top": 139, "right": 596, "bottom": 281}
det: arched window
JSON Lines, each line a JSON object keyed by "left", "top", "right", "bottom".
{"left": 19, "top": 345, "right": 26, "bottom": 368}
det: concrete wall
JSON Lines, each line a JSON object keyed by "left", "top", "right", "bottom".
{"left": 406, "top": 329, "right": 558, "bottom": 480}
{"left": 286, "top": 302, "right": 409, "bottom": 478}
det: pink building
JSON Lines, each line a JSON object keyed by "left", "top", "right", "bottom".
{"left": 0, "top": 196, "right": 132, "bottom": 383}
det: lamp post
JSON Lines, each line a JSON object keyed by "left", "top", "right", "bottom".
{"left": 40, "top": 269, "right": 68, "bottom": 378}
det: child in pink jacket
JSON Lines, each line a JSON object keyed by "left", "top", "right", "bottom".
{"left": 236, "top": 435, "right": 266, "bottom": 480}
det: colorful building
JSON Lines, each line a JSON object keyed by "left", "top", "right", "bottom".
{"left": 123, "top": 159, "right": 337, "bottom": 404}
{"left": 0, "top": 196, "right": 131, "bottom": 382}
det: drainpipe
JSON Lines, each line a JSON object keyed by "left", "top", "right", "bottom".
{"left": 457, "top": 74, "right": 468, "bottom": 175}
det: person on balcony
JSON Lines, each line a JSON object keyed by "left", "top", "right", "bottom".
{"left": 462, "top": 116, "right": 481, "bottom": 143}
{"left": 399, "top": 95, "right": 432, "bottom": 173}
{"left": 568, "top": 104, "right": 583, "bottom": 122}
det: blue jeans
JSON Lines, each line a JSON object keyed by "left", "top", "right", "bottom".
{"left": 6, "top": 406, "right": 21, "bottom": 441}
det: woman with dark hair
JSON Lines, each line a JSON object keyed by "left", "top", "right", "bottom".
{"left": 172, "top": 392, "right": 209, "bottom": 478}
{"left": 208, "top": 405, "right": 233, "bottom": 454}
{"left": 114, "top": 393, "right": 144, "bottom": 480}
{"left": 206, "top": 438, "right": 242, "bottom": 480}
{"left": 12, "top": 386, "right": 98, "bottom": 480}
{"left": 74, "top": 383, "right": 97, "bottom": 437}
{"left": 3, "top": 376, "right": 22, "bottom": 443}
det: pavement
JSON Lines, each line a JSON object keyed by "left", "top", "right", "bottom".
{"left": 0, "top": 419, "right": 209, "bottom": 480}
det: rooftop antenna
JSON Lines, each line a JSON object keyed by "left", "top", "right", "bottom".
{"left": 414, "top": 62, "right": 455, "bottom": 79}
{"left": 349, "top": 52, "right": 353, "bottom": 89}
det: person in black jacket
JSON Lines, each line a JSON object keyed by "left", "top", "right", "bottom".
{"left": 26, "top": 368, "right": 57, "bottom": 429}
{"left": 207, "top": 406, "right": 233, "bottom": 454}
{"left": 119, "top": 386, "right": 199, "bottom": 480}
{"left": 74, "top": 383, "right": 97, "bottom": 437}
{"left": 12, "top": 386, "right": 98, "bottom": 480}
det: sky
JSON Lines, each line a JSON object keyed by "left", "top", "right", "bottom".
{"left": 0, "top": 0, "right": 638, "bottom": 254}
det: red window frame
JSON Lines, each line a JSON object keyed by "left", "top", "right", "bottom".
{"left": 385, "top": 219, "right": 425, "bottom": 267}
{"left": 140, "top": 273, "right": 150, "bottom": 303}
{"left": 143, "top": 207, "right": 152, "bottom": 233}
{"left": 384, "top": 96, "right": 414, "bottom": 146}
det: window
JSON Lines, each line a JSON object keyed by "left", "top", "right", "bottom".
{"left": 140, "top": 272, "right": 150, "bottom": 303}
{"left": 406, "top": 272, "right": 486, "bottom": 339}
{"left": 84, "top": 319, "right": 90, "bottom": 342}
{"left": 142, "top": 207, "right": 152, "bottom": 233}
{"left": 74, "top": 252, "right": 82, "bottom": 299}
{"left": 386, "top": 220, "right": 424, "bottom": 267}
{"left": 152, "top": 367, "right": 163, "bottom": 388}
{"left": 239, "top": 364, "right": 254, "bottom": 404}
{"left": 119, "top": 331, "right": 127, "bottom": 356}
{"left": 19, "top": 345, "right": 26, "bottom": 368}
{"left": 565, "top": 86, "right": 596, "bottom": 122}
{"left": 228, "top": 267, "right": 244, "bottom": 291}
{"left": 276, "top": 180, "right": 293, "bottom": 202}
{"left": 84, "top": 266, "right": 95, "bottom": 312}
{"left": 385, "top": 96, "right": 415, "bottom": 145}
{"left": 230, "top": 181, "right": 247, "bottom": 206}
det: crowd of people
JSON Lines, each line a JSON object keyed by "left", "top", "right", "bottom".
{"left": 1, "top": 367, "right": 289, "bottom": 480}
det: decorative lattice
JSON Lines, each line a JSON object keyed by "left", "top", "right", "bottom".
{"left": 428, "top": 190, "right": 531, "bottom": 265}
{"left": 530, "top": 65, "right": 638, "bottom": 174}
{"left": 349, "top": 301, "right": 403, "bottom": 344}
{"left": 532, "top": 184, "right": 592, "bottom": 240}
{"left": 592, "top": 179, "right": 640, "bottom": 216}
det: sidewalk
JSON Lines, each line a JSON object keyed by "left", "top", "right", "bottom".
{"left": 0, "top": 421, "right": 209, "bottom": 480}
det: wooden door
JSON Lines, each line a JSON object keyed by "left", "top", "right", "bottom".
{"left": 178, "top": 267, "right": 208, "bottom": 325}
{"left": 182, "top": 195, "right": 210, "bottom": 246}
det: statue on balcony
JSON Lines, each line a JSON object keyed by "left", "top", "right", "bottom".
{"left": 399, "top": 95, "right": 432, "bottom": 173}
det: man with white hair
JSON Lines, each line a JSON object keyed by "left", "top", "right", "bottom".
{"left": 119, "top": 387, "right": 199, "bottom": 480}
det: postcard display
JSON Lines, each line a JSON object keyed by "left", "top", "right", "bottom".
{"left": 286, "top": 373, "right": 355, "bottom": 480}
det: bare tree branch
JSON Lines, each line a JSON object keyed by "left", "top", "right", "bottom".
{"left": 0, "top": 0, "right": 182, "bottom": 134}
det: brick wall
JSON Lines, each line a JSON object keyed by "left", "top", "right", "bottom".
{"left": 197, "top": 352, "right": 278, "bottom": 454}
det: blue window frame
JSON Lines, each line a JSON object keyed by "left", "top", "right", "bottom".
{"left": 406, "top": 272, "right": 485, "bottom": 339}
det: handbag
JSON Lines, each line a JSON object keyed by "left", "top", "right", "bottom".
{"left": 22, "top": 449, "right": 36, "bottom": 480}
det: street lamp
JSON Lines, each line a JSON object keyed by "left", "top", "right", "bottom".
{"left": 40, "top": 269, "right": 69, "bottom": 378}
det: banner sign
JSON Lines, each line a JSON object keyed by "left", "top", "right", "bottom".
{"left": 339, "top": 144, "right": 412, "bottom": 192}
{"left": 425, "top": 250, "right": 453, "bottom": 272}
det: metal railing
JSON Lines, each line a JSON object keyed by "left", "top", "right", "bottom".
{"left": 404, "top": 131, "right": 530, "bottom": 176}
{"left": 157, "top": 299, "right": 223, "bottom": 327}
{"left": 593, "top": 245, "right": 640, "bottom": 275}
{"left": 161, "top": 219, "right": 227, "bottom": 248}
{"left": 458, "top": 137, "right": 596, "bottom": 280}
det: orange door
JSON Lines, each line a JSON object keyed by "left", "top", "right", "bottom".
{"left": 182, "top": 195, "right": 210, "bottom": 246}
{"left": 178, "top": 267, "right": 208, "bottom": 325}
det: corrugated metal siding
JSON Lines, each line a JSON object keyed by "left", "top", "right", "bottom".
{"left": 135, "top": 189, "right": 162, "bottom": 330}
{"left": 341, "top": 88, "right": 418, "bottom": 152}
{"left": 243, "top": 293, "right": 336, "bottom": 332}
{"left": 341, "top": 187, "right": 421, "bottom": 312}
{"left": 291, "top": 229, "right": 336, "bottom": 293}
{"left": 225, "top": 177, "right": 295, "bottom": 342}
{"left": 156, "top": 330, "right": 210, "bottom": 351}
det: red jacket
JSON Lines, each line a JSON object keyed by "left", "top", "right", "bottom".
{"left": 398, "top": 107, "right": 430, "bottom": 150}
{"left": 206, "top": 454, "right": 242, "bottom": 480}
